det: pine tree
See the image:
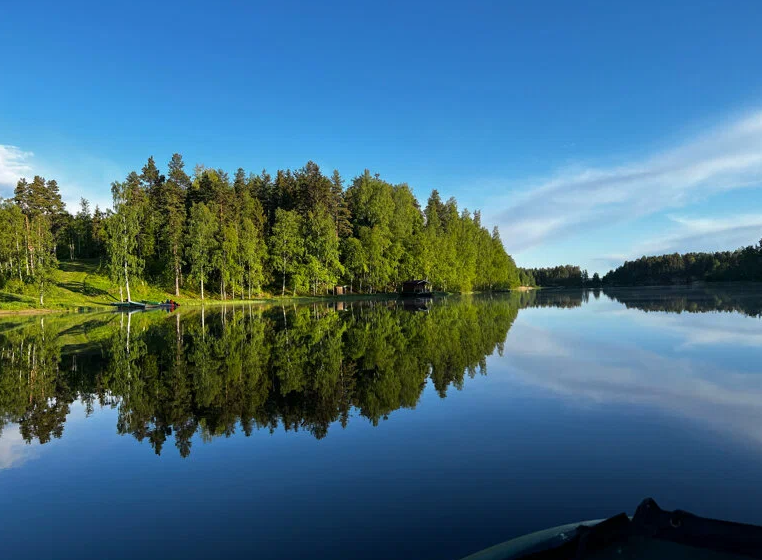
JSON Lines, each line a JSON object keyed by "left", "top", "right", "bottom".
{"left": 163, "top": 154, "right": 189, "bottom": 296}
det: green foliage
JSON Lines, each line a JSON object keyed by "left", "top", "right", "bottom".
{"left": 162, "top": 153, "right": 189, "bottom": 295}
{"left": 304, "top": 206, "right": 343, "bottom": 295}
{"left": 186, "top": 203, "right": 218, "bottom": 299}
{"left": 520, "top": 265, "right": 587, "bottom": 287}
{"left": 240, "top": 217, "right": 267, "bottom": 298}
{"left": 0, "top": 200, "right": 26, "bottom": 287}
{"left": 104, "top": 179, "right": 144, "bottom": 301}
{"left": 2, "top": 176, "right": 65, "bottom": 303}
{"left": 269, "top": 208, "right": 303, "bottom": 296}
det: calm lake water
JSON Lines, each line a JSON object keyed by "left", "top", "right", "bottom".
{"left": 1, "top": 286, "right": 762, "bottom": 559}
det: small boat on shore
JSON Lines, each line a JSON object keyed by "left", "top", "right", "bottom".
{"left": 112, "top": 301, "right": 146, "bottom": 309}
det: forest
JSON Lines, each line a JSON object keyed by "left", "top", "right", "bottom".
{"left": 518, "top": 265, "right": 599, "bottom": 288}
{"left": 0, "top": 156, "right": 520, "bottom": 304}
{"left": 602, "top": 242, "right": 762, "bottom": 286}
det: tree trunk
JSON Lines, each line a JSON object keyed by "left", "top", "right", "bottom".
{"left": 174, "top": 245, "right": 180, "bottom": 296}
{"left": 281, "top": 258, "right": 286, "bottom": 296}
{"left": 124, "top": 257, "right": 131, "bottom": 302}
{"left": 16, "top": 237, "right": 22, "bottom": 281}
{"left": 24, "top": 215, "right": 31, "bottom": 276}
{"left": 201, "top": 275, "right": 204, "bottom": 300}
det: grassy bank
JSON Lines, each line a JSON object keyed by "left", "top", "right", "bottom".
{"left": 0, "top": 260, "right": 404, "bottom": 314}
{"left": 0, "top": 260, "right": 533, "bottom": 315}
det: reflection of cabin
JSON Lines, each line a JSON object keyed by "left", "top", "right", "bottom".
{"left": 402, "top": 297, "right": 432, "bottom": 312}
{"left": 400, "top": 279, "right": 432, "bottom": 297}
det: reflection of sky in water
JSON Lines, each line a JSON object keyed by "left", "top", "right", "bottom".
{"left": 503, "top": 298, "right": 762, "bottom": 446}
{"left": 2, "top": 294, "right": 762, "bottom": 560}
{"left": 0, "top": 424, "right": 40, "bottom": 470}
{"left": 0, "top": 401, "right": 93, "bottom": 470}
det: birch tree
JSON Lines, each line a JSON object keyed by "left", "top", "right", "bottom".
{"left": 186, "top": 202, "right": 217, "bottom": 300}
{"left": 106, "top": 180, "right": 143, "bottom": 302}
{"left": 269, "top": 209, "right": 302, "bottom": 296}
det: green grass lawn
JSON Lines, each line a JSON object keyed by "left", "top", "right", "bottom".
{"left": 0, "top": 259, "right": 265, "bottom": 312}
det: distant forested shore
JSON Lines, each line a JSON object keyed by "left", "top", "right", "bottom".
{"left": 601, "top": 243, "right": 762, "bottom": 285}
{"left": 520, "top": 241, "right": 762, "bottom": 288}
{"left": 0, "top": 156, "right": 521, "bottom": 306}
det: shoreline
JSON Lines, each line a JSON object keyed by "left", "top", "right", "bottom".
{"left": 0, "top": 292, "right": 407, "bottom": 316}
{"left": 0, "top": 289, "right": 546, "bottom": 316}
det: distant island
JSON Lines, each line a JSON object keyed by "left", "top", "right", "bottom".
{"left": 0, "top": 156, "right": 521, "bottom": 309}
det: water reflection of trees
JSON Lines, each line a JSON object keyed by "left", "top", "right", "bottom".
{"left": 515, "top": 286, "right": 762, "bottom": 317}
{"left": 0, "top": 296, "right": 520, "bottom": 457}
{"left": 603, "top": 286, "right": 762, "bottom": 318}
{"left": 514, "top": 289, "right": 587, "bottom": 309}
{"left": 7, "top": 288, "right": 756, "bottom": 456}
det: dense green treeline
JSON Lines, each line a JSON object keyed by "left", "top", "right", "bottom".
{"left": 602, "top": 241, "right": 762, "bottom": 286}
{"left": 1, "top": 157, "right": 520, "bottom": 304}
{"left": 518, "top": 265, "right": 598, "bottom": 287}
{"left": 0, "top": 296, "right": 519, "bottom": 455}
{"left": 520, "top": 240, "right": 762, "bottom": 288}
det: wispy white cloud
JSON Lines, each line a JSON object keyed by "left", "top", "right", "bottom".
{"left": 0, "top": 145, "right": 33, "bottom": 195}
{"left": 493, "top": 111, "right": 762, "bottom": 254}
{"left": 0, "top": 144, "right": 122, "bottom": 211}
{"left": 625, "top": 310, "right": 762, "bottom": 349}
{"left": 0, "top": 424, "right": 40, "bottom": 470}
{"left": 501, "top": 321, "right": 762, "bottom": 445}
{"left": 634, "top": 214, "right": 762, "bottom": 256}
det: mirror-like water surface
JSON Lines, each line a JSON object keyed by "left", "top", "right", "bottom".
{"left": 1, "top": 286, "right": 761, "bottom": 559}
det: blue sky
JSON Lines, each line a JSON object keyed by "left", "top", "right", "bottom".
{"left": 2, "top": 0, "right": 762, "bottom": 273}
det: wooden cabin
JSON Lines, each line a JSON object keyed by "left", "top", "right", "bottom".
{"left": 400, "top": 279, "right": 432, "bottom": 297}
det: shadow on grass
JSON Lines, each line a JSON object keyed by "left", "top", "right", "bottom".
{"left": 58, "top": 259, "right": 101, "bottom": 274}
{"left": 57, "top": 281, "right": 113, "bottom": 299}
{"left": 0, "top": 292, "right": 31, "bottom": 303}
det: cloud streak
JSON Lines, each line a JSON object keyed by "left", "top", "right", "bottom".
{"left": 494, "top": 111, "right": 762, "bottom": 254}
{"left": 0, "top": 145, "right": 33, "bottom": 196}
{"left": 502, "top": 321, "right": 762, "bottom": 446}
{"left": 0, "top": 424, "right": 40, "bottom": 470}
{"left": 632, "top": 214, "right": 762, "bottom": 257}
